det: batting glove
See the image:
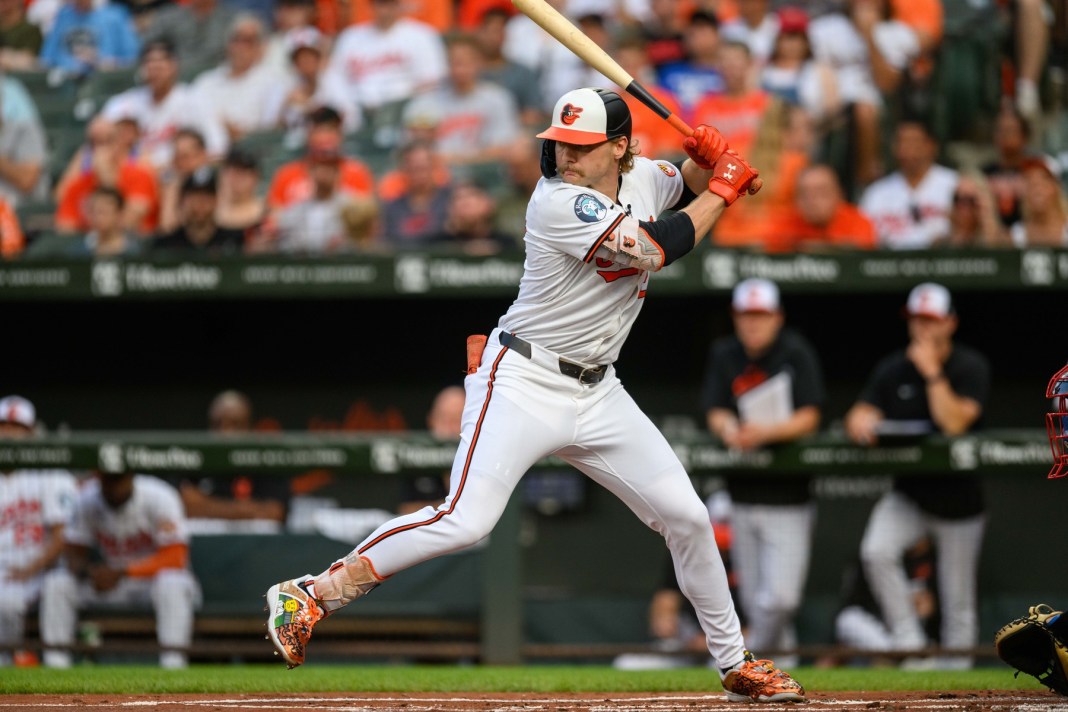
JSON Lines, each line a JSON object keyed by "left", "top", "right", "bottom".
{"left": 682, "top": 125, "right": 727, "bottom": 170}
{"left": 708, "top": 150, "right": 762, "bottom": 205}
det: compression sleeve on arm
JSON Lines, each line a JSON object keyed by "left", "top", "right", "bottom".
{"left": 125, "top": 543, "right": 189, "bottom": 578}
{"left": 639, "top": 211, "right": 696, "bottom": 266}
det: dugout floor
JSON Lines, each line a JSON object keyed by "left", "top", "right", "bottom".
{"left": 3, "top": 691, "right": 1068, "bottom": 711}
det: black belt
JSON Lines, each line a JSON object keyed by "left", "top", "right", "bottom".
{"left": 499, "top": 332, "right": 607, "bottom": 385}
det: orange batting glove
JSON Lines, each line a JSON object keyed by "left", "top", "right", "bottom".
{"left": 682, "top": 125, "right": 728, "bottom": 170}
{"left": 707, "top": 150, "right": 762, "bottom": 205}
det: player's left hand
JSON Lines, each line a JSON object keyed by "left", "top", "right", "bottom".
{"left": 683, "top": 125, "right": 728, "bottom": 170}
{"left": 734, "top": 423, "right": 771, "bottom": 451}
{"left": 89, "top": 564, "right": 123, "bottom": 592}
{"left": 708, "top": 150, "right": 762, "bottom": 205}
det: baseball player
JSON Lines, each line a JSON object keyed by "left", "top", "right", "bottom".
{"left": 0, "top": 396, "right": 77, "bottom": 667}
{"left": 267, "top": 87, "right": 805, "bottom": 702}
{"left": 39, "top": 470, "right": 200, "bottom": 669}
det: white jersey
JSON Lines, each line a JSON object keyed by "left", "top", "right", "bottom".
{"left": 66, "top": 475, "right": 188, "bottom": 569}
{"left": 101, "top": 84, "right": 229, "bottom": 168}
{"left": 498, "top": 156, "right": 684, "bottom": 365}
{"left": 0, "top": 470, "right": 76, "bottom": 573}
{"left": 860, "top": 165, "right": 958, "bottom": 249}
{"left": 192, "top": 64, "right": 277, "bottom": 136}
{"left": 326, "top": 18, "right": 446, "bottom": 110}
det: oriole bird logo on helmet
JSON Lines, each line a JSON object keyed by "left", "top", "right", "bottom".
{"left": 560, "top": 103, "right": 583, "bottom": 125}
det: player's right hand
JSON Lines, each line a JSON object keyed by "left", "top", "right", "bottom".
{"left": 682, "top": 125, "right": 728, "bottom": 170}
{"left": 707, "top": 150, "right": 761, "bottom": 205}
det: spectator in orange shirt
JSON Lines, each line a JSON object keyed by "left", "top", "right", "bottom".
{"left": 0, "top": 196, "right": 24, "bottom": 258}
{"left": 266, "top": 108, "right": 373, "bottom": 212}
{"left": 691, "top": 41, "right": 769, "bottom": 155}
{"left": 615, "top": 33, "right": 686, "bottom": 161}
{"left": 769, "top": 164, "right": 877, "bottom": 252}
{"left": 55, "top": 118, "right": 159, "bottom": 237}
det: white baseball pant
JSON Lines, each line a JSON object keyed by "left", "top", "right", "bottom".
{"left": 39, "top": 568, "right": 201, "bottom": 668}
{"left": 0, "top": 577, "right": 42, "bottom": 666}
{"left": 729, "top": 502, "right": 815, "bottom": 655}
{"left": 860, "top": 491, "right": 985, "bottom": 657}
{"left": 347, "top": 329, "right": 747, "bottom": 668}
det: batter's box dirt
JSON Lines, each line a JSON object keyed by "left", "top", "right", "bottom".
{"left": 2, "top": 691, "right": 1068, "bottom": 711}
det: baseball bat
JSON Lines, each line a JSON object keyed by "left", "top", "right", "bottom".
{"left": 510, "top": 0, "right": 694, "bottom": 138}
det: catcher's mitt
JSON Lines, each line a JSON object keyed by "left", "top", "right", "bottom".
{"left": 994, "top": 604, "right": 1068, "bottom": 695}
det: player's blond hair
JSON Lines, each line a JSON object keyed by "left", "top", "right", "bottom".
{"left": 620, "top": 138, "right": 641, "bottom": 174}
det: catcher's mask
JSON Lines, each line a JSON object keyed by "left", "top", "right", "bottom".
{"left": 537, "top": 87, "right": 632, "bottom": 179}
{"left": 1047, "top": 362, "right": 1068, "bottom": 479}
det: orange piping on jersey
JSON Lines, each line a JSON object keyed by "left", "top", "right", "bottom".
{"left": 638, "top": 226, "right": 665, "bottom": 271}
{"left": 638, "top": 289, "right": 647, "bottom": 298}
{"left": 583, "top": 214, "right": 626, "bottom": 263}
{"left": 357, "top": 347, "right": 508, "bottom": 555}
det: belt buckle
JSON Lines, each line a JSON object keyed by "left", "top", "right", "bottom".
{"left": 578, "top": 366, "right": 600, "bottom": 385}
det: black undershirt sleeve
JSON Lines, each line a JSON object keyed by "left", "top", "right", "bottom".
{"left": 669, "top": 160, "right": 699, "bottom": 210}
{"left": 640, "top": 211, "right": 695, "bottom": 267}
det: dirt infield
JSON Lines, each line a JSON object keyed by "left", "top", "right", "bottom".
{"left": 2, "top": 691, "right": 1068, "bottom": 711}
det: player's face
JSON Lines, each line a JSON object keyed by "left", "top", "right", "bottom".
{"left": 907, "top": 314, "right": 956, "bottom": 344}
{"left": 733, "top": 311, "right": 783, "bottom": 357}
{"left": 99, "top": 473, "right": 135, "bottom": 508}
{"left": 0, "top": 422, "right": 32, "bottom": 439}
{"left": 555, "top": 137, "right": 626, "bottom": 194}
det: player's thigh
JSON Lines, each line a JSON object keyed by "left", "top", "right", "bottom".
{"left": 860, "top": 491, "right": 927, "bottom": 559}
{"left": 0, "top": 578, "right": 40, "bottom": 615}
{"left": 930, "top": 514, "right": 986, "bottom": 603}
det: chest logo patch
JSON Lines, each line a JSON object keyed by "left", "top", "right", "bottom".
{"left": 657, "top": 162, "right": 677, "bottom": 177}
{"left": 574, "top": 194, "right": 607, "bottom": 223}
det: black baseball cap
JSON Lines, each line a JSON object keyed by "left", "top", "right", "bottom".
{"left": 181, "top": 166, "right": 217, "bottom": 196}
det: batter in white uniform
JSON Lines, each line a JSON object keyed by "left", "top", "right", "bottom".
{"left": 267, "top": 87, "right": 804, "bottom": 703}
{"left": 40, "top": 471, "right": 200, "bottom": 669}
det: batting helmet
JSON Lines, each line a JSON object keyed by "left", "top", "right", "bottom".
{"left": 537, "top": 87, "right": 632, "bottom": 179}
{"left": 1047, "top": 363, "right": 1068, "bottom": 479}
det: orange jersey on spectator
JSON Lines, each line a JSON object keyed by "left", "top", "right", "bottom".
{"left": 376, "top": 165, "right": 452, "bottom": 202}
{"left": 346, "top": 0, "right": 452, "bottom": 30}
{"left": 0, "top": 198, "right": 24, "bottom": 258}
{"left": 456, "top": 0, "right": 514, "bottom": 28}
{"left": 56, "top": 164, "right": 159, "bottom": 234}
{"left": 623, "top": 86, "right": 686, "bottom": 161}
{"left": 767, "top": 203, "right": 878, "bottom": 253}
{"left": 890, "top": 0, "right": 943, "bottom": 44}
{"left": 267, "top": 159, "right": 374, "bottom": 210}
{"left": 713, "top": 150, "right": 807, "bottom": 248}
{"left": 690, "top": 91, "right": 769, "bottom": 156}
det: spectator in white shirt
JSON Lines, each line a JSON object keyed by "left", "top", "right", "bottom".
{"left": 860, "top": 120, "right": 957, "bottom": 250}
{"left": 101, "top": 38, "right": 228, "bottom": 170}
{"left": 262, "top": 27, "right": 357, "bottom": 133}
{"left": 192, "top": 14, "right": 276, "bottom": 142}
{"left": 324, "top": 0, "right": 446, "bottom": 117}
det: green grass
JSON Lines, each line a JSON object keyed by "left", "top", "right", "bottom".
{"left": 0, "top": 665, "right": 1048, "bottom": 695}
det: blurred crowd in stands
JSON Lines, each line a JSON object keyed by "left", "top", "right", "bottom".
{"left": 0, "top": 0, "right": 1064, "bottom": 259}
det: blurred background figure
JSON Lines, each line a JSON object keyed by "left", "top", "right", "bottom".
{"left": 981, "top": 106, "right": 1032, "bottom": 231}
{"left": 930, "top": 174, "right": 1004, "bottom": 249}
{"left": 215, "top": 148, "right": 266, "bottom": 234}
{"left": 426, "top": 182, "right": 515, "bottom": 255}
{"left": 175, "top": 390, "right": 289, "bottom": 528}
{"left": 0, "top": 0, "right": 43, "bottom": 71}
{"left": 338, "top": 194, "right": 382, "bottom": 251}
{"left": 142, "top": 0, "right": 238, "bottom": 72}
{"left": 692, "top": 41, "right": 769, "bottom": 156}
{"left": 379, "top": 140, "right": 453, "bottom": 248}
{"left": 152, "top": 167, "right": 245, "bottom": 253}
{"left": 1009, "top": 155, "right": 1068, "bottom": 248}
{"left": 192, "top": 14, "right": 275, "bottom": 142}
{"left": 475, "top": 7, "right": 543, "bottom": 129}
{"left": 40, "top": 470, "right": 200, "bottom": 669}
{"left": 702, "top": 278, "right": 824, "bottom": 665}
{"left": 274, "top": 132, "right": 353, "bottom": 253}
{"left": 55, "top": 117, "right": 159, "bottom": 238}
{"left": 656, "top": 10, "right": 724, "bottom": 116}
{"left": 770, "top": 163, "right": 876, "bottom": 252}
{"left": 262, "top": 26, "right": 356, "bottom": 132}
{"left": 0, "top": 396, "right": 77, "bottom": 668}
{"left": 39, "top": 0, "right": 140, "bottom": 75}
{"left": 613, "top": 32, "right": 685, "bottom": 161}
{"left": 157, "top": 129, "right": 213, "bottom": 234}
{"left": 846, "top": 283, "right": 989, "bottom": 670}
{"left": 397, "top": 384, "right": 465, "bottom": 515}
{"left": 68, "top": 186, "right": 141, "bottom": 257}
{"left": 859, "top": 120, "right": 957, "bottom": 250}
{"left": 0, "top": 83, "right": 48, "bottom": 208}
{"left": 100, "top": 39, "right": 228, "bottom": 171}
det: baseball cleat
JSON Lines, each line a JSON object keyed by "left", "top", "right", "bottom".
{"left": 722, "top": 652, "right": 806, "bottom": 703}
{"left": 265, "top": 575, "right": 326, "bottom": 669}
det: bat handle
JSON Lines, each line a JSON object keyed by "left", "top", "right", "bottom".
{"left": 666, "top": 113, "right": 694, "bottom": 138}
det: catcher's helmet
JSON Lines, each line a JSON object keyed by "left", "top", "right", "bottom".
{"left": 537, "top": 87, "right": 632, "bottom": 178}
{"left": 1047, "top": 363, "right": 1068, "bottom": 479}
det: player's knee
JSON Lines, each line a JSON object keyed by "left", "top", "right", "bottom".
{"left": 41, "top": 569, "right": 76, "bottom": 600}
{"left": 665, "top": 502, "right": 717, "bottom": 545}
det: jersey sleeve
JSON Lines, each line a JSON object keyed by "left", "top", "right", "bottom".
{"left": 64, "top": 487, "right": 96, "bottom": 547}
{"left": 147, "top": 478, "right": 189, "bottom": 548}
{"left": 41, "top": 472, "right": 77, "bottom": 527}
{"left": 642, "top": 158, "right": 685, "bottom": 216}
{"left": 525, "top": 180, "right": 630, "bottom": 263}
